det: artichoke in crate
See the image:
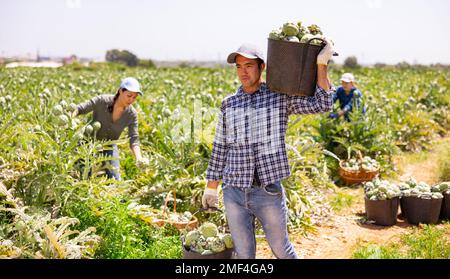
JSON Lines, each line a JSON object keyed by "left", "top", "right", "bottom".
{"left": 300, "top": 31, "right": 322, "bottom": 44}
{"left": 364, "top": 178, "right": 401, "bottom": 200}
{"left": 222, "top": 234, "right": 233, "bottom": 249}
{"left": 402, "top": 189, "right": 412, "bottom": 197}
{"left": 420, "top": 193, "right": 432, "bottom": 199}
{"left": 284, "top": 36, "right": 300, "bottom": 43}
{"left": 282, "top": 22, "right": 299, "bottom": 36}
{"left": 400, "top": 178, "right": 444, "bottom": 199}
{"left": 437, "top": 182, "right": 450, "bottom": 194}
{"left": 363, "top": 181, "right": 375, "bottom": 192}
{"left": 269, "top": 29, "right": 283, "bottom": 40}
{"left": 199, "top": 222, "right": 218, "bottom": 238}
{"left": 191, "top": 235, "right": 207, "bottom": 254}
{"left": 300, "top": 33, "right": 315, "bottom": 43}
{"left": 295, "top": 21, "right": 309, "bottom": 40}
{"left": 209, "top": 237, "right": 226, "bottom": 253}
{"left": 307, "top": 24, "right": 323, "bottom": 35}
{"left": 184, "top": 230, "right": 201, "bottom": 247}
{"left": 268, "top": 21, "right": 326, "bottom": 44}
{"left": 431, "top": 192, "right": 443, "bottom": 199}
{"left": 182, "top": 211, "right": 193, "bottom": 222}
{"left": 398, "top": 182, "right": 411, "bottom": 191}
{"left": 405, "top": 177, "right": 418, "bottom": 188}
{"left": 296, "top": 27, "right": 309, "bottom": 41}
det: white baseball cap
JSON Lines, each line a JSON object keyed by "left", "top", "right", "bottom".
{"left": 340, "top": 73, "right": 355, "bottom": 83}
{"left": 120, "top": 77, "right": 143, "bottom": 96}
{"left": 227, "top": 44, "right": 265, "bottom": 64}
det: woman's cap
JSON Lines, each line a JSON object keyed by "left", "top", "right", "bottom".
{"left": 120, "top": 77, "right": 143, "bottom": 96}
{"left": 340, "top": 73, "right": 355, "bottom": 83}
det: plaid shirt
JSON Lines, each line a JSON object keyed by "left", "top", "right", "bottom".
{"left": 206, "top": 82, "right": 334, "bottom": 188}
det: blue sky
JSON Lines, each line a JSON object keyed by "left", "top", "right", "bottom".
{"left": 1, "top": 0, "right": 450, "bottom": 64}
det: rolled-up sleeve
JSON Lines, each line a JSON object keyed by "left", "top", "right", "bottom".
{"left": 332, "top": 91, "right": 338, "bottom": 104}
{"left": 287, "top": 86, "right": 334, "bottom": 115}
{"left": 206, "top": 101, "right": 228, "bottom": 181}
{"left": 128, "top": 114, "right": 140, "bottom": 147}
{"left": 76, "top": 95, "right": 102, "bottom": 115}
{"left": 344, "top": 90, "right": 362, "bottom": 112}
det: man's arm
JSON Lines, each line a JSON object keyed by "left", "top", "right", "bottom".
{"left": 317, "top": 65, "right": 331, "bottom": 92}
{"left": 203, "top": 102, "right": 228, "bottom": 209}
{"left": 205, "top": 101, "right": 228, "bottom": 186}
{"left": 206, "top": 180, "right": 219, "bottom": 189}
{"left": 286, "top": 88, "right": 334, "bottom": 115}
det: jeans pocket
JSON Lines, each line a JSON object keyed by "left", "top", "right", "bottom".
{"left": 262, "top": 183, "right": 282, "bottom": 196}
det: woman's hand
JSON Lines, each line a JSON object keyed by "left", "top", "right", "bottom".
{"left": 71, "top": 108, "right": 78, "bottom": 118}
{"left": 136, "top": 157, "right": 150, "bottom": 169}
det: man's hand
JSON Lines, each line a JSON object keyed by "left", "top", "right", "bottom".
{"left": 202, "top": 186, "right": 218, "bottom": 209}
{"left": 328, "top": 113, "right": 339, "bottom": 119}
{"left": 317, "top": 37, "right": 336, "bottom": 66}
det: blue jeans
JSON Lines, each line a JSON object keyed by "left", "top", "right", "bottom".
{"left": 100, "top": 144, "right": 121, "bottom": 181}
{"left": 222, "top": 182, "right": 298, "bottom": 259}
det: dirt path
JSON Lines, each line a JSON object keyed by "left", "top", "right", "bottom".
{"left": 256, "top": 188, "right": 412, "bottom": 259}
{"left": 256, "top": 136, "right": 449, "bottom": 259}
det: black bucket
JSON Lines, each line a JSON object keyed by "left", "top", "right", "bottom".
{"left": 182, "top": 245, "right": 233, "bottom": 259}
{"left": 400, "top": 196, "right": 443, "bottom": 225}
{"left": 364, "top": 197, "right": 399, "bottom": 226}
{"left": 440, "top": 193, "right": 450, "bottom": 219}
{"left": 266, "top": 38, "right": 325, "bottom": 96}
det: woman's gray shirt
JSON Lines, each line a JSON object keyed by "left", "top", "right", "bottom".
{"left": 76, "top": 94, "right": 139, "bottom": 147}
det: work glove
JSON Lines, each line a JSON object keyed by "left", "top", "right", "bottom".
{"left": 202, "top": 187, "right": 218, "bottom": 209}
{"left": 328, "top": 113, "right": 339, "bottom": 119}
{"left": 317, "top": 37, "right": 336, "bottom": 66}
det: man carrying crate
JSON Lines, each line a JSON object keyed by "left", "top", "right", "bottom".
{"left": 203, "top": 39, "right": 336, "bottom": 259}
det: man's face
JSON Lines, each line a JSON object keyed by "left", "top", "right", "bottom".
{"left": 235, "top": 55, "right": 264, "bottom": 91}
{"left": 341, "top": 81, "right": 353, "bottom": 92}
